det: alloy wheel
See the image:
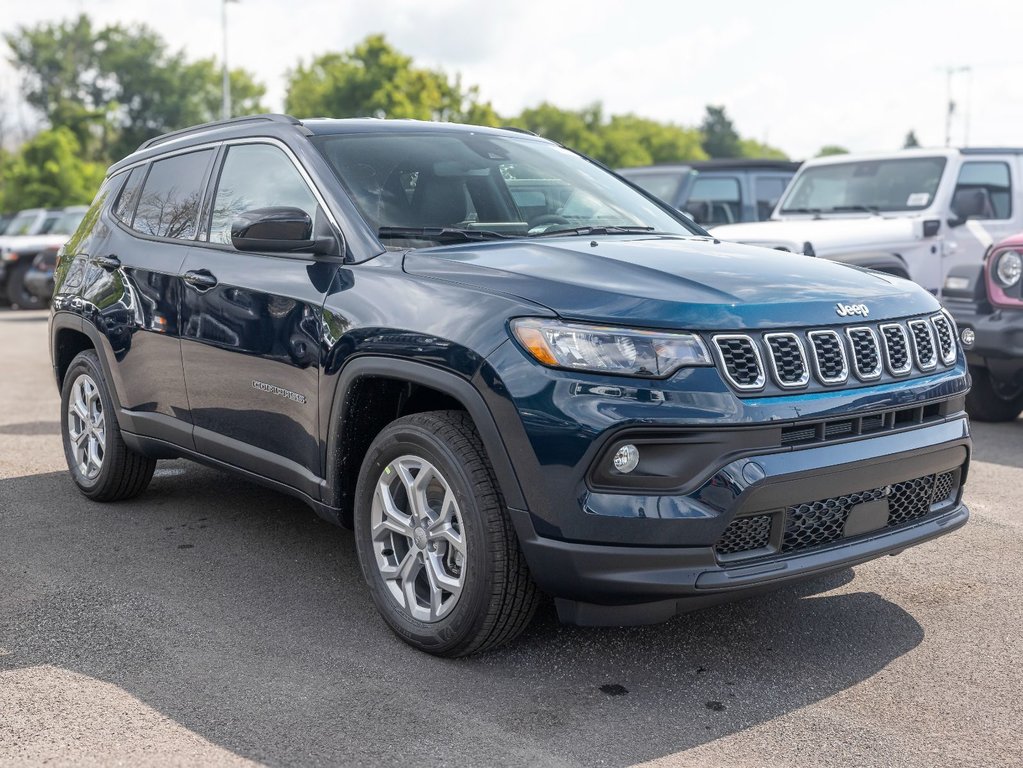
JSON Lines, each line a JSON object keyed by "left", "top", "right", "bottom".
{"left": 370, "top": 455, "right": 467, "bottom": 622}
{"left": 67, "top": 373, "right": 106, "bottom": 480}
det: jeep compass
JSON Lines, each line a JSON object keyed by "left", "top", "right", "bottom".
{"left": 50, "top": 115, "right": 971, "bottom": 655}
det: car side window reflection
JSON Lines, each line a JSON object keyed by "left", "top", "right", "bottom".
{"left": 208, "top": 144, "right": 319, "bottom": 246}
{"left": 132, "top": 149, "right": 214, "bottom": 239}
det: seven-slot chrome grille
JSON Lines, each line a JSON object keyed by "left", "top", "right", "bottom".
{"left": 712, "top": 313, "right": 958, "bottom": 395}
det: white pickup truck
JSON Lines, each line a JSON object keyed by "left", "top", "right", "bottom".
{"left": 713, "top": 148, "right": 1023, "bottom": 294}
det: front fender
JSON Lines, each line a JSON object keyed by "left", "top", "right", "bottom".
{"left": 321, "top": 355, "right": 527, "bottom": 514}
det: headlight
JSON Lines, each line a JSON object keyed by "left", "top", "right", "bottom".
{"left": 510, "top": 318, "right": 711, "bottom": 377}
{"left": 994, "top": 250, "right": 1022, "bottom": 287}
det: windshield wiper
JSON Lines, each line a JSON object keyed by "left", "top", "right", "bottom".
{"left": 527, "top": 225, "right": 659, "bottom": 238}
{"left": 827, "top": 205, "right": 881, "bottom": 214}
{"left": 780, "top": 207, "right": 824, "bottom": 215}
{"left": 377, "top": 226, "right": 515, "bottom": 243}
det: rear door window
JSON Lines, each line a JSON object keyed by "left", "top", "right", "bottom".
{"left": 132, "top": 149, "right": 215, "bottom": 239}
{"left": 686, "top": 176, "right": 741, "bottom": 225}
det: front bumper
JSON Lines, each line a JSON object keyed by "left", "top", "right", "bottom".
{"left": 509, "top": 417, "right": 970, "bottom": 625}
{"left": 514, "top": 503, "right": 968, "bottom": 625}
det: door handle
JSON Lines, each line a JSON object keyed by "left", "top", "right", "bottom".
{"left": 183, "top": 269, "right": 218, "bottom": 291}
{"left": 93, "top": 254, "right": 121, "bottom": 271}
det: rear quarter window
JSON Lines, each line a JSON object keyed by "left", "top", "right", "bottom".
{"left": 112, "top": 166, "right": 147, "bottom": 225}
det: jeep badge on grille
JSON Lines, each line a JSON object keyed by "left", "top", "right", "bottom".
{"left": 836, "top": 302, "right": 870, "bottom": 317}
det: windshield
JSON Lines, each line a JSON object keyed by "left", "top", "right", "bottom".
{"left": 779, "top": 157, "right": 947, "bottom": 213}
{"left": 312, "top": 131, "right": 697, "bottom": 245}
{"left": 618, "top": 170, "right": 687, "bottom": 204}
{"left": 51, "top": 210, "right": 86, "bottom": 235}
{"left": 5, "top": 211, "right": 39, "bottom": 236}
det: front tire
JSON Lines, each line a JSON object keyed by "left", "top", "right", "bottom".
{"left": 60, "top": 350, "right": 156, "bottom": 501}
{"left": 966, "top": 365, "right": 1023, "bottom": 422}
{"left": 354, "top": 410, "right": 539, "bottom": 656}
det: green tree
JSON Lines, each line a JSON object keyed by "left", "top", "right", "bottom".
{"left": 700, "top": 105, "right": 742, "bottom": 158}
{"left": 903, "top": 130, "right": 920, "bottom": 148}
{"left": 508, "top": 102, "right": 606, "bottom": 158}
{"left": 600, "top": 114, "right": 707, "bottom": 167}
{"left": 285, "top": 34, "right": 494, "bottom": 124}
{"left": 2, "top": 127, "right": 104, "bottom": 208}
{"left": 5, "top": 15, "right": 106, "bottom": 154}
{"left": 816, "top": 145, "right": 850, "bottom": 157}
{"left": 5, "top": 14, "right": 268, "bottom": 161}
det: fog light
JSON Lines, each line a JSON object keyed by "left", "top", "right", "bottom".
{"left": 961, "top": 327, "right": 976, "bottom": 348}
{"left": 612, "top": 444, "right": 640, "bottom": 473}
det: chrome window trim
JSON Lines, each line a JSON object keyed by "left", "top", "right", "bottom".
{"left": 712, "top": 334, "right": 766, "bottom": 391}
{"left": 763, "top": 332, "right": 810, "bottom": 388}
{"left": 806, "top": 329, "right": 849, "bottom": 385}
{"left": 878, "top": 322, "right": 913, "bottom": 376}
{"left": 106, "top": 136, "right": 344, "bottom": 239}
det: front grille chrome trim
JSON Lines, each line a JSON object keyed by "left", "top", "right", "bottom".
{"left": 878, "top": 322, "right": 913, "bottom": 376}
{"left": 806, "top": 330, "right": 849, "bottom": 385}
{"left": 712, "top": 334, "right": 766, "bottom": 391}
{"left": 845, "top": 326, "right": 883, "bottom": 381}
{"left": 908, "top": 319, "right": 938, "bottom": 370}
{"left": 763, "top": 332, "right": 810, "bottom": 389}
{"left": 931, "top": 313, "right": 957, "bottom": 366}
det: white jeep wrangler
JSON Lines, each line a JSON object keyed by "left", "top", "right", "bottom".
{"left": 713, "top": 148, "right": 1023, "bottom": 294}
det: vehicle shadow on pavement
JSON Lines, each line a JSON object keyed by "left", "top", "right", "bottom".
{"left": 969, "top": 419, "right": 1023, "bottom": 470}
{"left": 0, "top": 463, "right": 923, "bottom": 767}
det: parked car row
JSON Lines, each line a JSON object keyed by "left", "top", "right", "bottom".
{"left": 0, "top": 206, "right": 87, "bottom": 308}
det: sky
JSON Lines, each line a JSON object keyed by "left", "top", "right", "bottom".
{"left": 1, "top": 0, "right": 1022, "bottom": 159}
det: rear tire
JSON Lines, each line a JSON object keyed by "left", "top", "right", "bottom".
{"left": 966, "top": 365, "right": 1023, "bottom": 422}
{"left": 60, "top": 350, "right": 156, "bottom": 501}
{"left": 354, "top": 410, "right": 539, "bottom": 656}
{"left": 6, "top": 261, "right": 45, "bottom": 310}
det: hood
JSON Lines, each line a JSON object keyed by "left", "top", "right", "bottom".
{"left": 711, "top": 216, "right": 922, "bottom": 256}
{"left": 403, "top": 235, "right": 938, "bottom": 330}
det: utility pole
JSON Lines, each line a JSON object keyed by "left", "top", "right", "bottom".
{"left": 942, "top": 65, "right": 971, "bottom": 147}
{"left": 221, "top": 0, "right": 238, "bottom": 120}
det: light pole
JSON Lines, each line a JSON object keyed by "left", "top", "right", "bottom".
{"left": 221, "top": 0, "right": 238, "bottom": 120}
{"left": 942, "top": 65, "right": 971, "bottom": 147}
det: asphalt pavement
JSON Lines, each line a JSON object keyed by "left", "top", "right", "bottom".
{"left": 1, "top": 308, "right": 1020, "bottom": 767}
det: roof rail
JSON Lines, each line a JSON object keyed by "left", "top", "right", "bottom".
{"left": 499, "top": 125, "right": 539, "bottom": 137}
{"left": 137, "top": 113, "right": 303, "bottom": 152}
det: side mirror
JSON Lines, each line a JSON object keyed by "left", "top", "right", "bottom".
{"left": 231, "top": 207, "right": 337, "bottom": 255}
{"left": 947, "top": 212, "right": 966, "bottom": 228}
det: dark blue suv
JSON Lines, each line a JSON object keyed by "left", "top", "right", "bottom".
{"left": 50, "top": 115, "right": 971, "bottom": 655}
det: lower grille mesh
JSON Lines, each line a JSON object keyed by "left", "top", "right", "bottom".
{"left": 714, "top": 470, "right": 959, "bottom": 559}
{"left": 714, "top": 513, "right": 772, "bottom": 555}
